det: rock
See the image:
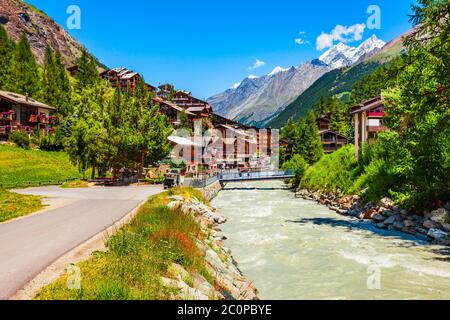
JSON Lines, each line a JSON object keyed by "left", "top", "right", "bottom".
{"left": 415, "top": 234, "right": 429, "bottom": 242}
{"left": 336, "top": 209, "right": 348, "bottom": 215}
{"left": 442, "top": 223, "right": 450, "bottom": 232}
{"left": 378, "top": 207, "right": 388, "bottom": 213}
{"left": 400, "top": 209, "right": 408, "bottom": 216}
{"left": 423, "top": 219, "right": 439, "bottom": 230}
{"left": 402, "top": 227, "right": 416, "bottom": 235}
{"left": 381, "top": 210, "right": 395, "bottom": 217}
{"left": 393, "top": 221, "right": 405, "bottom": 230}
{"left": 404, "top": 220, "right": 416, "bottom": 228}
{"left": 362, "top": 208, "right": 377, "bottom": 219}
{"left": 415, "top": 227, "right": 429, "bottom": 235}
{"left": 427, "top": 228, "right": 449, "bottom": 241}
{"left": 376, "top": 222, "right": 387, "bottom": 229}
{"left": 426, "top": 208, "right": 449, "bottom": 225}
{"left": 379, "top": 197, "right": 394, "bottom": 209}
{"left": 392, "top": 206, "right": 401, "bottom": 212}
{"left": 371, "top": 213, "right": 385, "bottom": 223}
{"left": 384, "top": 214, "right": 400, "bottom": 225}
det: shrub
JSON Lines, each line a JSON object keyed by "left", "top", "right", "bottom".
{"left": 39, "top": 133, "right": 64, "bottom": 151}
{"left": 300, "top": 145, "right": 359, "bottom": 195}
{"left": 282, "top": 154, "right": 309, "bottom": 187}
{"left": 10, "top": 131, "right": 30, "bottom": 149}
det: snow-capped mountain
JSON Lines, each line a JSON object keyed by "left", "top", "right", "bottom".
{"left": 208, "top": 35, "right": 386, "bottom": 127}
{"left": 319, "top": 35, "right": 386, "bottom": 69}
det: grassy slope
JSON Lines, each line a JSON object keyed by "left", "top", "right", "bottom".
{"left": 36, "top": 187, "right": 215, "bottom": 300}
{"left": 0, "top": 145, "right": 80, "bottom": 188}
{"left": 269, "top": 61, "right": 381, "bottom": 128}
{"left": 0, "top": 189, "right": 43, "bottom": 223}
{"left": 300, "top": 145, "right": 360, "bottom": 195}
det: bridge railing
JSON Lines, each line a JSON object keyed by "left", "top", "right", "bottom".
{"left": 219, "top": 170, "right": 294, "bottom": 181}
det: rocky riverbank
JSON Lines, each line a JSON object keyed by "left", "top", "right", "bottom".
{"left": 296, "top": 189, "right": 450, "bottom": 246}
{"left": 163, "top": 193, "right": 259, "bottom": 300}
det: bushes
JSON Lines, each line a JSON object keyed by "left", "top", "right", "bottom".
{"left": 10, "top": 131, "right": 30, "bottom": 149}
{"left": 39, "top": 132, "right": 64, "bottom": 151}
{"left": 282, "top": 154, "right": 309, "bottom": 187}
{"left": 300, "top": 145, "right": 359, "bottom": 195}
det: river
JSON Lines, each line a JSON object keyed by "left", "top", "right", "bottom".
{"left": 212, "top": 181, "right": 450, "bottom": 300}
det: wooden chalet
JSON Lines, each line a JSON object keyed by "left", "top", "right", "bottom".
{"left": 100, "top": 67, "right": 142, "bottom": 92}
{"left": 0, "top": 90, "right": 56, "bottom": 135}
{"left": 152, "top": 96, "right": 196, "bottom": 128}
{"left": 319, "top": 129, "right": 348, "bottom": 153}
{"left": 351, "top": 96, "right": 387, "bottom": 158}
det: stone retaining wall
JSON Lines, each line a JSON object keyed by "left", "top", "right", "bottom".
{"left": 163, "top": 194, "right": 259, "bottom": 300}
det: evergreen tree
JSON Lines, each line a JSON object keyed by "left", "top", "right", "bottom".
{"left": 0, "top": 25, "right": 15, "bottom": 90}
{"left": 55, "top": 50, "right": 71, "bottom": 115}
{"left": 10, "top": 33, "right": 40, "bottom": 97}
{"left": 292, "top": 113, "right": 324, "bottom": 164}
{"left": 74, "top": 49, "right": 99, "bottom": 91}
{"left": 42, "top": 45, "right": 57, "bottom": 105}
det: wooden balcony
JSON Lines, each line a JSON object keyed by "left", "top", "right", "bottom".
{"left": 368, "top": 125, "right": 388, "bottom": 133}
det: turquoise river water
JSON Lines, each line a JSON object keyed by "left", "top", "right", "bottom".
{"left": 212, "top": 181, "right": 450, "bottom": 300}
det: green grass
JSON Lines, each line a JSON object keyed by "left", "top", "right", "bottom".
{"left": 301, "top": 145, "right": 360, "bottom": 195}
{"left": 36, "top": 187, "right": 216, "bottom": 300}
{"left": 0, "top": 189, "right": 44, "bottom": 223}
{"left": 61, "top": 180, "right": 90, "bottom": 189}
{"left": 0, "top": 145, "right": 81, "bottom": 188}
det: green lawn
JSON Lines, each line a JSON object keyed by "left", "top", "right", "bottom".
{"left": 0, "top": 189, "right": 44, "bottom": 223}
{"left": 36, "top": 187, "right": 215, "bottom": 300}
{"left": 0, "top": 145, "right": 81, "bottom": 188}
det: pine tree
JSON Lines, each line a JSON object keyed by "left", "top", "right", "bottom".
{"left": 10, "top": 33, "right": 41, "bottom": 97}
{"left": 0, "top": 25, "right": 15, "bottom": 90}
{"left": 42, "top": 45, "right": 57, "bottom": 104}
{"left": 75, "top": 49, "right": 99, "bottom": 92}
{"left": 54, "top": 49, "right": 71, "bottom": 115}
{"left": 293, "top": 113, "right": 323, "bottom": 164}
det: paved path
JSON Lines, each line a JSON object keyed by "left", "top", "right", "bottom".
{"left": 0, "top": 185, "right": 163, "bottom": 300}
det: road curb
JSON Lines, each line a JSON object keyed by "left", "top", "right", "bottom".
{"left": 10, "top": 199, "right": 149, "bottom": 300}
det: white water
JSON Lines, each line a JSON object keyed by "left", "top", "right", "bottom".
{"left": 212, "top": 181, "right": 450, "bottom": 300}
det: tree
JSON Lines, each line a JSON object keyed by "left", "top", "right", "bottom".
{"left": 0, "top": 25, "right": 15, "bottom": 90}
{"left": 282, "top": 154, "right": 309, "bottom": 187}
{"left": 292, "top": 112, "right": 324, "bottom": 164}
{"left": 42, "top": 45, "right": 57, "bottom": 106}
{"left": 54, "top": 49, "right": 72, "bottom": 115}
{"left": 374, "top": 0, "right": 450, "bottom": 207}
{"left": 74, "top": 49, "right": 99, "bottom": 91}
{"left": 10, "top": 33, "right": 40, "bottom": 97}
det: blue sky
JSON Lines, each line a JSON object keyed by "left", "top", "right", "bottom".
{"left": 27, "top": 0, "right": 415, "bottom": 98}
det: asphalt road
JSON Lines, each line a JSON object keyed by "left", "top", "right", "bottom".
{"left": 0, "top": 185, "right": 163, "bottom": 300}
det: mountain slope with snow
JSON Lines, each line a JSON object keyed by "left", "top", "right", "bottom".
{"left": 207, "top": 35, "right": 386, "bottom": 127}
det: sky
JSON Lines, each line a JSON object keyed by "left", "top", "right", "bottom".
{"left": 27, "top": 0, "right": 415, "bottom": 99}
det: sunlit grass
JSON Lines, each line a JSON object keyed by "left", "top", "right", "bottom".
{"left": 61, "top": 180, "right": 90, "bottom": 189}
{"left": 0, "top": 145, "right": 81, "bottom": 188}
{"left": 0, "top": 189, "right": 44, "bottom": 223}
{"left": 36, "top": 187, "right": 215, "bottom": 300}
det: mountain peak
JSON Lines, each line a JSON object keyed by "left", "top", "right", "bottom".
{"left": 268, "top": 66, "right": 290, "bottom": 77}
{"left": 319, "top": 35, "right": 386, "bottom": 69}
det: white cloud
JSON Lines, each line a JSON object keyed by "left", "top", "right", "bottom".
{"left": 295, "top": 31, "right": 310, "bottom": 46}
{"left": 316, "top": 23, "right": 366, "bottom": 50}
{"left": 249, "top": 59, "right": 265, "bottom": 70}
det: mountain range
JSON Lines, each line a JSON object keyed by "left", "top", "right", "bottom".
{"left": 207, "top": 35, "right": 387, "bottom": 127}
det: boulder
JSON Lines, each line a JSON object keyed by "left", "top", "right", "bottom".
{"left": 393, "top": 221, "right": 405, "bottom": 230}
{"left": 371, "top": 213, "right": 385, "bottom": 223}
{"left": 376, "top": 222, "right": 387, "bottom": 229}
{"left": 404, "top": 220, "right": 416, "bottom": 228}
{"left": 427, "top": 228, "right": 449, "bottom": 241}
{"left": 379, "top": 197, "right": 394, "bottom": 209}
{"left": 384, "top": 214, "right": 401, "bottom": 225}
{"left": 336, "top": 209, "right": 348, "bottom": 215}
{"left": 423, "top": 219, "right": 439, "bottom": 230}
{"left": 426, "top": 208, "right": 449, "bottom": 225}
{"left": 362, "top": 208, "right": 377, "bottom": 219}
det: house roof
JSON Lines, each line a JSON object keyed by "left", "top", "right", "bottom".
{"left": 319, "top": 129, "right": 348, "bottom": 139}
{"left": 0, "top": 90, "right": 55, "bottom": 110}
{"left": 153, "top": 96, "right": 195, "bottom": 116}
{"left": 186, "top": 106, "right": 206, "bottom": 113}
{"left": 351, "top": 96, "right": 383, "bottom": 115}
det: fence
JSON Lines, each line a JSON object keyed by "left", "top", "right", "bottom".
{"left": 188, "top": 174, "right": 219, "bottom": 188}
